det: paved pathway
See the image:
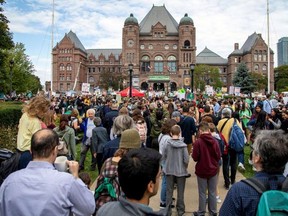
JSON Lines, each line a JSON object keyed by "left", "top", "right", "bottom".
{"left": 91, "top": 158, "right": 246, "bottom": 215}
{"left": 148, "top": 159, "right": 245, "bottom": 215}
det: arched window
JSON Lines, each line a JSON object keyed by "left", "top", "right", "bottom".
{"left": 184, "top": 40, "right": 190, "bottom": 48}
{"left": 262, "top": 64, "right": 267, "bottom": 71}
{"left": 89, "top": 76, "right": 94, "bottom": 83}
{"left": 141, "top": 55, "right": 151, "bottom": 73}
{"left": 66, "top": 64, "right": 72, "bottom": 71}
{"left": 254, "top": 64, "right": 259, "bottom": 71}
{"left": 154, "top": 55, "right": 163, "bottom": 73}
{"left": 167, "top": 55, "right": 177, "bottom": 72}
{"left": 59, "top": 64, "right": 65, "bottom": 71}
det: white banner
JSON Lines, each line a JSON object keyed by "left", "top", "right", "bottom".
{"left": 81, "top": 83, "right": 90, "bottom": 93}
{"left": 234, "top": 87, "right": 241, "bottom": 96}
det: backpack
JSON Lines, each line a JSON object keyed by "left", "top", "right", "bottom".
{"left": 229, "top": 118, "right": 245, "bottom": 152}
{"left": 0, "top": 150, "right": 21, "bottom": 186}
{"left": 57, "top": 132, "right": 69, "bottom": 156}
{"left": 219, "top": 119, "right": 230, "bottom": 155}
{"left": 242, "top": 177, "right": 288, "bottom": 216}
{"left": 94, "top": 158, "right": 120, "bottom": 212}
{"left": 213, "top": 132, "right": 225, "bottom": 156}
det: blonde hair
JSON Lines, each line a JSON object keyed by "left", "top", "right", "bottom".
{"left": 170, "top": 125, "right": 181, "bottom": 136}
{"left": 23, "top": 96, "right": 50, "bottom": 118}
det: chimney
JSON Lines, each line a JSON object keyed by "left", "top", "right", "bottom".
{"left": 234, "top": 43, "right": 239, "bottom": 50}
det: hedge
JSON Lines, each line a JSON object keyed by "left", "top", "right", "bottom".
{"left": 0, "top": 108, "right": 23, "bottom": 127}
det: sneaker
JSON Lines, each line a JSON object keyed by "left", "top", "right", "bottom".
{"left": 159, "top": 203, "right": 166, "bottom": 209}
{"left": 216, "top": 196, "right": 222, "bottom": 203}
{"left": 224, "top": 184, "right": 230, "bottom": 190}
{"left": 185, "top": 173, "right": 192, "bottom": 178}
{"left": 248, "top": 159, "right": 253, "bottom": 165}
{"left": 238, "top": 162, "right": 246, "bottom": 171}
{"left": 252, "top": 166, "right": 257, "bottom": 171}
{"left": 160, "top": 202, "right": 175, "bottom": 209}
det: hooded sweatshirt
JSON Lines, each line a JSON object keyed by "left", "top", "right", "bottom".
{"left": 162, "top": 139, "right": 189, "bottom": 177}
{"left": 192, "top": 133, "right": 221, "bottom": 178}
{"left": 97, "top": 196, "right": 167, "bottom": 216}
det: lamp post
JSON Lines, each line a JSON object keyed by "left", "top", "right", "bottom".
{"left": 9, "top": 60, "right": 14, "bottom": 98}
{"left": 190, "top": 63, "right": 195, "bottom": 93}
{"left": 128, "top": 63, "right": 133, "bottom": 98}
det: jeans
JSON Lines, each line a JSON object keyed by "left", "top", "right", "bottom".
{"left": 222, "top": 148, "right": 237, "bottom": 187}
{"left": 160, "top": 173, "right": 167, "bottom": 204}
{"left": 237, "top": 150, "right": 244, "bottom": 164}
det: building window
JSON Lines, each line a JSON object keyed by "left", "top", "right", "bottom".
{"left": 60, "top": 83, "right": 64, "bottom": 91}
{"left": 167, "top": 55, "right": 177, "bottom": 72}
{"left": 141, "top": 55, "right": 151, "bottom": 72}
{"left": 263, "top": 64, "right": 267, "bottom": 71}
{"left": 89, "top": 76, "right": 94, "bottom": 82}
{"left": 263, "top": 51, "right": 267, "bottom": 61}
{"left": 184, "top": 40, "right": 190, "bottom": 48}
{"left": 59, "top": 64, "right": 65, "bottom": 71}
{"left": 254, "top": 64, "right": 259, "bottom": 71}
{"left": 66, "top": 64, "right": 72, "bottom": 71}
{"left": 100, "top": 59, "right": 104, "bottom": 65}
{"left": 254, "top": 51, "right": 258, "bottom": 61}
{"left": 234, "top": 57, "right": 237, "bottom": 63}
{"left": 154, "top": 55, "right": 163, "bottom": 73}
{"left": 258, "top": 51, "right": 262, "bottom": 61}
{"left": 67, "top": 83, "right": 70, "bottom": 90}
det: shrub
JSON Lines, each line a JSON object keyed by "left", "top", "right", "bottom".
{"left": 0, "top": 108, "right": 22, "bottom": 127}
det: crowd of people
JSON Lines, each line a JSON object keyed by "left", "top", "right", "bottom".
{"left": 0, "top": 91, "right": 288, "bottom": 215}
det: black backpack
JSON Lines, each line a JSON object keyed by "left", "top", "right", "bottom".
{"left": 0, "top": 150, "right": 21, "bottom": 186}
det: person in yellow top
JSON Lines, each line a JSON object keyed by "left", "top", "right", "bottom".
{"left": 83, "top": 95, "right": 91, "bottom": 114}
{"left": 17, "top": 95, "right": 50, "bottom": 169}
{"left": 217, "top": 108, "right": 243, "bottom": 190}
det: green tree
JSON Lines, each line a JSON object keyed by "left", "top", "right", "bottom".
{"left": 99, "top": 69, "right": 127, "bottom": 91}
{"left": 274, "top": 65, "right": 288, "bottom": 92}
{"left": 233, "top": 62, "right": 256, "bottom": 94}
{"left": 250, "top": 72, "right": 267, "bottom": 92}
{"left": 194, "top": 64, "right": 222, "bottom": 92}
{"left": 0, "top": 0, "right": 14, "bottom": 93}
{"left": 1, "top": 43, "right": 42, "bottom": 94}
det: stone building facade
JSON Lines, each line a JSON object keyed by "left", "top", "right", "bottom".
{"left": 47, "top": 5, "right": 274, "bottom": 93}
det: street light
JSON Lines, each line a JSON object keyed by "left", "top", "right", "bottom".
{"left": 190, "top": 63, "right": 195, "bottom": 93}
{"left": 9, "top": 59, "right": 14, "bottom": 98}
{"left": 128, "top": 63, "right": 133, "bottom": 98}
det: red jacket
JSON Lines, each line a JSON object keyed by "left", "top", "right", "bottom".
{"left": 192, "top": 133, "right": 221, "bottom": 178}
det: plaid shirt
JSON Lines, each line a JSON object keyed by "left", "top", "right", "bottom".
{"left": 95, "top": 158, "right": 120, "bottom": 211}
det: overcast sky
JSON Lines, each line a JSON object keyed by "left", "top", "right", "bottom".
{"left": 4, "top": 0, "right": 288, "bottom": 85}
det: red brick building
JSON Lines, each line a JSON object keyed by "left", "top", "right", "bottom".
{"left": 47, "top": 5, "right": 274, "bottom": 93}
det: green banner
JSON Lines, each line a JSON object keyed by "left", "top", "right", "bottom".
{"left": 149, "top": 75, "right": 170, "bottom": 81}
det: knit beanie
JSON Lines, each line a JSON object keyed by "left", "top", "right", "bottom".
{"left": 119, "top": 129, "right": 141, "bottom": 149}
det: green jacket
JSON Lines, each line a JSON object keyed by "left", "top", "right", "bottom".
{"left": 150, "top": 108, "right": 169, "bottom": 138}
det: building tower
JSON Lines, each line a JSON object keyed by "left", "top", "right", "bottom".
{"left": 277, "top": 37, "right": 288, "bottom": 66}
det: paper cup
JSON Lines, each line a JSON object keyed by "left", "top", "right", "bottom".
{"left": 54, "top": 156, "right": 68, "bottom": 172}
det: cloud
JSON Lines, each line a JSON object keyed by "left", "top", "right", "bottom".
{"left": 4, "top": 0, "right": 288, "bottom": 85}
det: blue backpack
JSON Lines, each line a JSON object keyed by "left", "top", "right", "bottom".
{"left": 229, "top": 118, "right": 245, "bottom": 152}
{"left": 242, "top": 177, "right": 288, "bottom": 216}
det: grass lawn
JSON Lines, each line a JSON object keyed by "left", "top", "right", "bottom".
{"left": 238, "top": 145, "right": 254, "bottom": 178}
{"left": 75, "top": 142, "right": 99, "bottom": 183}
